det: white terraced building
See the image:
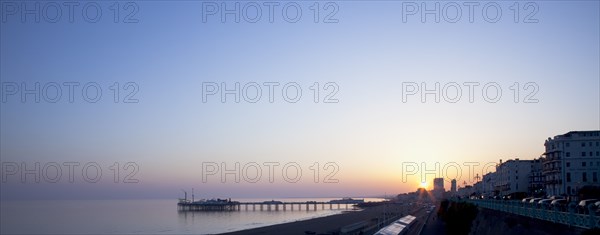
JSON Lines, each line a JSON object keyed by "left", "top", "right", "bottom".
{"left": 494, "top": 158, "right": 534, "bottom": 196}
{"left": 543, "top": 130, "right": 600, "bottom": 197}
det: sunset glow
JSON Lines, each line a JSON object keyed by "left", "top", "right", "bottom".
{"left": 1, "top": 1, "right": 599, "bottom": 234}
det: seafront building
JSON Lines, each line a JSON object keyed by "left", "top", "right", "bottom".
{"left": 494, "top": 158, "right": 534, "bottom": 196}
{"left": 481, "top": 172, "right": 496, "bottom": 197}
{"left": 454, "top": 130, "right": 600, "bottom": 199}
{"left": 543, "top": 130, "right": 600, "bottom": 197}
{"left": 528, "top": 158, "right": 544, "bottom": 196}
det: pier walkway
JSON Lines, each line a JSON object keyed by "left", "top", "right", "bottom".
{"left": 177, "top": 200, "right": 360, "bottom": 211}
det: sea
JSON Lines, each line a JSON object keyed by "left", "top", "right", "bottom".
{"left": 0, "top": 198, "right": 384, "bottom": 234}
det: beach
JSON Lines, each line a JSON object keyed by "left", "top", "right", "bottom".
{"left": 222, "top": 204, "right": 410, "bottom": 235}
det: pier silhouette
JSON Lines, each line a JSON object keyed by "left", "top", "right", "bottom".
{"left": 177, "top": 198, "right": 362, "bottom": 212}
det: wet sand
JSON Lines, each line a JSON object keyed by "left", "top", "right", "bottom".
{"left": 221, "top": 204, "right": 408, "bottom": 235}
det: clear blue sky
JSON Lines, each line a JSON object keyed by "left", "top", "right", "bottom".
{"left": 1, "top": 1, "right": 599, "bottom": 199}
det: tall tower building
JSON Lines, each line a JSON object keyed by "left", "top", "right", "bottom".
{"left": 451, "top": 179, "right": 457, "bottom": 193}
{"left": 433, "top": 178, "right": 445, "bottom": 192}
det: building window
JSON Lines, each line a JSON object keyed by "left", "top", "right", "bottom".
{"left": 566, "top": 152, "right": 571, "bottom": 157}
{"left": 582, "top": 152, "right": 586, "bottom": 157}
{"left": 583, "top": 172, "right": 587, "bottom": 182}
{"left": 596, "top": 142, "right": 599, "bottom": 146}
{"left": 566, "top": 162, "right": 570, "bottom": 167}
{"left": 582, "top": 142, "right": 586, "bottom": 147}
{"left": 567, "top": 173, "right": 571, "bottom": 182}
{"left": 594, "top": 172, "right": 598, "bottom": 183}
{"left": 597, "top": 151, "right": 600, "bottom": 156}
{"left": 583, "top": 162, "right": 587, "bottom": 167}
{"left": 590, "top": 152, "right": 593, "bottom": 157}
{"left": 566, "top": 142, "right": 570, "bottom": 147}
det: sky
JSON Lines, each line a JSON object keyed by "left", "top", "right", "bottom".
{"left": 1, "top": 1, "right": 599, "bottom": 200}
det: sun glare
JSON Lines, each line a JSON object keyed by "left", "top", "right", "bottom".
{"left": 419, "top": 181, "right": 428, "bottom": 188}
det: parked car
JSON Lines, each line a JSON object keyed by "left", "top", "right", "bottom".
{"left": 538, "top": 199, "right": 553, "bottom": 208}
{"left": 578, "top": 199, "right": 599, "bottom": 214}
{"left": 507, "top": 192, "right": 528, "bottom": 201}
{"left": 522, "top": 197, "right": 534, "bottom": 203}
{"left": 550, "top": 199, "right": 568, "bottom": 211}
{"left": 529, "top": 198, "right": 543, "bottom": 204}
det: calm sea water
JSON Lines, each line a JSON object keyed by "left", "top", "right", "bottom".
{"left": 1, "top": 198, "right": 383, "bottom": 234}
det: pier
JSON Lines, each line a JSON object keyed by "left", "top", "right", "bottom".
{"left": 177, "top": 199, "right": 362, "bottom": 212}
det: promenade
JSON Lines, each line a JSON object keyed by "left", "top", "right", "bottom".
{"left": 456, "top": 199, "right": 600, "bottom": 229}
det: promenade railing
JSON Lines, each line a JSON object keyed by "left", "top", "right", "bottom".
{"left": 451, "top": 198, "right": 600, "bottom": 229}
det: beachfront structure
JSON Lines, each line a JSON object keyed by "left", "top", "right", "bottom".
{"left": 481, "top": 172, "right": 496, "bottom": 197}
{"left": 528, "top": 157, "right": 544, "bottom": 196}
{"left": 457, "top": 185, "right": 474, "bottom": 197}
{"left": 494, "top": 158, "right": 534, "bottom": 196}
{"left": 432, "top": 178, "right": 445, "bottom": 199}
{"left": 433, "top": 178, "right": 444, "bottom": 191}
{"left": 543, "top": 130, "right": 600, "bottom": 196}
{"left": 450, "top": 179, "right": 457, "bottom": 193}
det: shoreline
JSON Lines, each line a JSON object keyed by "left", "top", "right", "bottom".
{"left": 220, "top": 204, "right": 407, "bottom": 235}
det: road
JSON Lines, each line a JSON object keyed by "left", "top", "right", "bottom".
{"left": 419, "top": 207, "right": 446, "bottom": 235}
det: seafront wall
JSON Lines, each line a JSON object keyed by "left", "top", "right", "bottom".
{"left": 468, "top": 207, "right": 586, "bottom": 235}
